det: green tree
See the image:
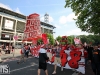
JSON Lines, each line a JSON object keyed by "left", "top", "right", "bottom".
{"left": 79, "top": 35, "right": 100, "bottom": 45}
{"left": 90, "top": 35, "right": 100, "bottom": 45}
{"left": 65, "top": 0, "right": 100, "bottom": 34}
{"left": 37, "top": 38, "right": 43, "bottom": 44}
{"left": 79, "top": 35, "right": 88, "bottom": 44}
{"left": 47, "top": 33, "right": 55, "bottom": 45}
{"left": 87, "top": 35, "right": 95, "bottom": 44}
{"left": 67, "top": 36, "right": 74, "bottom": 44}
{"left": 56, "top": 36, "right": 62, "bottom": 42}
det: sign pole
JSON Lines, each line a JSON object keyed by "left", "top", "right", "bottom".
{"left": 13, "top": 40, "right": 15, "bottom": 57}
{"left": 13, "top": 35, "right": 18, "bottom": 57}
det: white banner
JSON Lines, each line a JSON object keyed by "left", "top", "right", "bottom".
{"left": 74, "top": 38, "right": 81, "bottom": 44}
{"left": 4, "top": 19, "right": 14, "bottom": 30}
{"left": 47, "top": 49, "right": 85, "bottom": 74}
{"left": 64, "top": 49, "right": 85, "bottom": 74}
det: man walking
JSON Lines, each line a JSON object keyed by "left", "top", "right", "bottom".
{"left": 38, "top": 45, "right": 49, "bottom": 75}
{"left": 88, "top": 46, "right": 100, "bottom": 75}
{"left": 52, "top": 45, "right": 63, "bottom": 74}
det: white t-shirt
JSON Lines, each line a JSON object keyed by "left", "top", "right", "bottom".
{"left": 39, "top": 48, "right": 46, "bottom": 53}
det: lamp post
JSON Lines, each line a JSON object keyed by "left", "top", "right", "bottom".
{"left": 13, "top": 35, "right": 15, "bottom": 57}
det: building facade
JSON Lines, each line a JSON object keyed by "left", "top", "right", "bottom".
{"left": 0, "top": 7, "right": 55, "bottom": 48}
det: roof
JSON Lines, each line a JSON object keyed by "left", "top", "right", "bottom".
{"left": 0, "top": 7, "right": 56, "bottom": 28}
{"left": 41, "top": 21, "right": 56, "bottom": 29}
{"left": 0, "top": 7, "right": 26, "bottom": 19}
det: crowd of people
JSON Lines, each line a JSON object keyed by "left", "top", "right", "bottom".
{"left": 0, "top": 44, "right": 14, "bottom": 54}
{"left": 38, "top": 43, "right": 100, "bottom": 75}
{"left": 17, "top": 43, "right": 64, "bottom": 75}
{"left": 15, "top": 41, "right": 99, "bottom": 75}
{"left": 0, "top": 41, "right": 100, "bottom": 75}
{"left": 17, "top": 44, "right": 31, "bottom": 63}
{"left": 84, "top": 44, "right": 100, "bottom": 75}
{"left": 0, "top": 44, "right": 14, "bottom": 62}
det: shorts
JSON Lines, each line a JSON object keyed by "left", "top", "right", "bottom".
{"left": 39, "top": 62, "right": 47, "bottom": 71}
{"left": 47, "top": 52, "right": 52, "bottom": 61}
{"left": 54, "top": 57, "right": 61, "bottom": 64}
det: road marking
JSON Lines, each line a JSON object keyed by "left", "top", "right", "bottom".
{"left": 72, "top": 72, "right": 79, "bottom": 75}
{"left": 3, "top": 57, "right": 33, "bottom": 63}
{"left": 10, "top": 65, "right": 34, "bottom": 72}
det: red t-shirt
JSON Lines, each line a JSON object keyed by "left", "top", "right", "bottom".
{"left": 84, "top": 50, "right": 88, "bottom": 58}
{"left": 25, "top": 46, "right": 29, "bottom": 50}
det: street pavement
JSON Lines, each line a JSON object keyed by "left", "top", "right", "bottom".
{"left": 0, "top": 57, "right": 75, "bottom": 75}
{"left": 0, "top": 49, "right": 94, "bottom": 75}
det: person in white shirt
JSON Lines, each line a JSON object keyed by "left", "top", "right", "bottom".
{"left": 38, "top": 44, "right": 49, "bottom": 75}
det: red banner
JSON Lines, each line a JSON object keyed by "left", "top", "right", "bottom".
{"left": 24, "top": 13, "right": 41, "bottom": 44}
{"left": 42, "top": 34, "right": 48, "bottom": 44}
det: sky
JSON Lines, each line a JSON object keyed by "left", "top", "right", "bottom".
{"left": 0, "top": 0, "right": 89, "bottom": 38}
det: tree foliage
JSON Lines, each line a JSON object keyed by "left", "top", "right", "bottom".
{"left": 65, "top": 0, "right": 100, "bottom": 34}
{"left": 56, "top": 35, "right": 100, "bottom": 45}
{"left": 56, "top": 35, "right": 75, "bottom": 44}
{"left": 56, "top": 36, "right": 62, "bottom": 42}
{"left": 79, "top": 35, "right": 100, "bottom": 45}
{"left": 67, "top": 36, "right": 74, "bottom": 44}
{"left": 37, "top": 38, "right": 43, "bottom": 44}
{"left": 47, "top": 33, "right": 55, "bottom": 45}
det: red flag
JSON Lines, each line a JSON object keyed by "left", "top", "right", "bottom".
{"left": 42, "top": 34, "right": 48, "bottom": 44}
